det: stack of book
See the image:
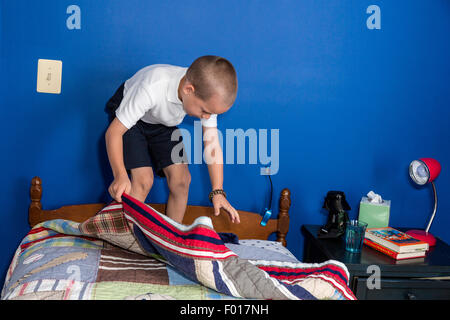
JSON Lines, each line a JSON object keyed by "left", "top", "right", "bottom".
{"left": 364, "top": 227, "right": 429, "bottom": 260}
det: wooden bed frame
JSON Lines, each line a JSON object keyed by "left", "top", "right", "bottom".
{"left": 28, "top": 177, "right": 291, "bottom": 246}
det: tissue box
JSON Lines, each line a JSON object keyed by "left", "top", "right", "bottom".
{"left": 358, "top": 196, "right": 390, "bottom": 228}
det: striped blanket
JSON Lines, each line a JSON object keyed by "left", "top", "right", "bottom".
{"left": 2, "top": 194, "right": 356, "bottom": 300}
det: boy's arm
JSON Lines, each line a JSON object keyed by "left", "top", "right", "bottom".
{"left": 105, "top": 118, "right": 131, "bottom": 202}
{"left": 203, "top": 126, "right": 240, "bottom": 223}
{"left": 105, "top": 84, "right": 154, "bottom": 202}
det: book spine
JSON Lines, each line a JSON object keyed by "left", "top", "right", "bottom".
{"left": 364, "top": 238, "right": 399, "bottom": 259}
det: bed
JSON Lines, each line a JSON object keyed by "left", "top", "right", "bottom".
{"left": 1, "top": 176, "right": 355, "bottom": 300}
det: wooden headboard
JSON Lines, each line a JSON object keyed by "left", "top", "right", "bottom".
{"left": 28, "top": 177, "right": 291, "bottom": 246}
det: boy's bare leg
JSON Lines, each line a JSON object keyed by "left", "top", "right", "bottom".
{"left": 163, "top": 163, "right": 191, "bottom": 223}
{"left": 129, "top": 167, "right": 154, "bottom": 203}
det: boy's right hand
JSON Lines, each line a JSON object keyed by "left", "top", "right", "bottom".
{"left": 108, "top": 175, "right": 132, "bottom": 203}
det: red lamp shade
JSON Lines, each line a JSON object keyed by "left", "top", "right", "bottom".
{"left": 420, "top": 158, "right": 441, "bottom": 183}
{"left": 409, "top": 158, "right": 441, "bottom": 185}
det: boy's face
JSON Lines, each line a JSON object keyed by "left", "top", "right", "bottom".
{"left": 179, "top": 78, "right": 231, "bottom": 119}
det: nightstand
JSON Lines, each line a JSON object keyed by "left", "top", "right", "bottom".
{"left": 301, "top": 224, "right": 450, "bottom": 300}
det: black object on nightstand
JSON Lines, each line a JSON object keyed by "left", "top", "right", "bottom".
{"left": 301, "top": 224, "right": 450, "bottom": 300}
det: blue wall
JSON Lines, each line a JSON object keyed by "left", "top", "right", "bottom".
{"left": 1, "top": 0, "right": 450, "bottom": 286}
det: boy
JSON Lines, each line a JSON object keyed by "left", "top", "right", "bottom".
{"left": 105, "top": 55, "right": 240, "bottom": 224}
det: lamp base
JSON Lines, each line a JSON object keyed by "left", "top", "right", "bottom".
{"left": 406, "top": 229, "right": 436, "bottom": 247}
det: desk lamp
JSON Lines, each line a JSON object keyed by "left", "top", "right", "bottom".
{"left": 407, "top": 158, "right": 441, "bottom": 246}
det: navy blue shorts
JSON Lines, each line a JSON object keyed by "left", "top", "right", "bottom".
{"left": 105, "top": 83, "right": 188, "bottom": 178}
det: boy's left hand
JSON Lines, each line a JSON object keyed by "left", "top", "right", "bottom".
{"left": 212, "top": 194, "right": 240, "bottom": 224}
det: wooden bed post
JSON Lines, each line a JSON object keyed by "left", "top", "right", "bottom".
{"left": 277, "top": 188, "right": 291, "bottom": 247}
{"left": 29, "top": 176, "right": 43, "bottom": 227}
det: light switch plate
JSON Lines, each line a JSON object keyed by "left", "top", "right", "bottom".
{"left": 37, "top": 59, "right": 62, "bottom": 94}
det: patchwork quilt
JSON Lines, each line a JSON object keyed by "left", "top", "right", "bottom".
{"left": 2, "top": 194, "right": 356, "bottom": 300}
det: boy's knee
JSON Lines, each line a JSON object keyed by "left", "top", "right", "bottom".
{"left": 168, "top": 171, "right": 191, "bottom": 194}
{"left": 131, "top": 173, "right": 154, "bottom": 195}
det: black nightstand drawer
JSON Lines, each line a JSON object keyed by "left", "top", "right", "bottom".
{"left": 354, "top": 277, "right": 450, "bottom": 300}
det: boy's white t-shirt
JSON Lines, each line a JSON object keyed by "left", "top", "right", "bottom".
{"left": 115, "top": 64, "right": 218, "bottom": 129}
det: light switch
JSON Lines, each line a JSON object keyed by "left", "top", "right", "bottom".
{"left": 37, "top": 59, "right": 62, "bottom": 94}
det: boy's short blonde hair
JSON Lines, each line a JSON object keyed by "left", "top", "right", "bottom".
{"left": 186, "top": 55, "right": 237, "bottom": 106}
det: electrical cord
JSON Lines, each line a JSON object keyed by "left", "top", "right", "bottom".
{"left": 268, "top": 174, "right": 273, "bottom": 211}
{"left": 260, "top": 169, "right": 273, "bottom": 226}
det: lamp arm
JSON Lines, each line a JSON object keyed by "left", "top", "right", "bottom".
{"left": 425, "top": 181, "right": 437, "bottom": 233}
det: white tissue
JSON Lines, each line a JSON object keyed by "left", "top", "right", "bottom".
{"left": 367, "top": 191, "right": 382, "bottom": 204}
